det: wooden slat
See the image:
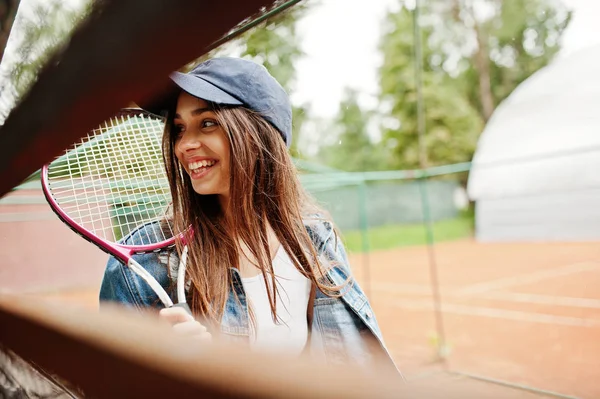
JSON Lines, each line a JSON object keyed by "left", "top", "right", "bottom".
{"left": 0, "top": 2, "right": 411, "bottom": 397}
{"left": 0, "top": 295, "right": 405, "bottom": 398}
{"left": 0, "top": 0, "right": 278, "bottom": 197}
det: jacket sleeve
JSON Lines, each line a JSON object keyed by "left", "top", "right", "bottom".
{"left": 305, "top": 217, "right": 354, "bottom": 280}
{"left": 321, "top": 226, "right": 385, "bottom": 334}
{"left": 99, "top": 250, "right": 176, "bottom": 312}
{"left": 99, "top": 222, "right": 178, "bottom": 311}
{"left": 306, "top": 217, "right": 400, "bottom": 373}
{"left": 99, "top": 255, "right": 141, "bottom": 309}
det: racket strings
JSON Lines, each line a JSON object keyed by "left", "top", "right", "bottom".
{"left": 47, "top": 111, "right": 176, "bottom": 245}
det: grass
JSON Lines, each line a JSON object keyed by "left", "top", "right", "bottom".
{"left": 341, "top": 211, "right": 474, "bottom": 253}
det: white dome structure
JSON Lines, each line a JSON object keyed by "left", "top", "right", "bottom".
{"left": 467, "top": 44, "right": 600, "bottom": 241}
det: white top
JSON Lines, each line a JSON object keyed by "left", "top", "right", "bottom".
{"left": 241, "top": 247, "right": 311, "bottom": 355}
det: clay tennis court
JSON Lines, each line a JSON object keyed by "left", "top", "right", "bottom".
{"left": 1, "top": 195, "right": 599, "bottom": 398}
{"left": 349, "top": 239, "right": 600, "bottom": 399}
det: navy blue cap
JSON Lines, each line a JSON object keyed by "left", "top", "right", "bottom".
{"left": 142, "top": 57, "right": 292, "bottom": 147}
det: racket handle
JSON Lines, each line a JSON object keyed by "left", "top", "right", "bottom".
{"left": 172, "top": 302, "right": 192, "bottom": 316}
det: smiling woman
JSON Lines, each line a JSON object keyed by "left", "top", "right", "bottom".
{"left": 171, "top": 95, "right": 231, "bottom": 198}
{"left": 99, "top": 57, "right": 401, "bottom": 375}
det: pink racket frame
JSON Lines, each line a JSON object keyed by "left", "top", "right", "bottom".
{"left": 41, "top": 164, "right": 177, "bottom": 263}
{"left": 40, "top": 164, "right": 192, "bottom": 309}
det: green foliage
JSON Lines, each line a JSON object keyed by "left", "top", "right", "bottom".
{"left": 317, "top": 88, "right": 388, "bottom": 171}
{"left": 0, "top": 0, "right": 20, "bottom": 64}
{"left": 485, "top": 0, "right": 571, "bottom": 106}
{"left": 378, "top": 4, "right": 483, "bottom": 169}
{"left": 7, "top": 1, "right": 91, "bottom": 104}
{"left": 434, "top": 0, "right": 572, "bottom": 116}
{"left": 375, "top": 0, "right": 570, "bottom": 170}
{"left": 240, "top": 8, "right": 305, "bottom": 92}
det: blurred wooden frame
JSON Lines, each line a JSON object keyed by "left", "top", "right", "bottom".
{"left": 0, "top": 296, "right": 406, "bottom": 398}
{"left": 0, "top": 0, "right": 406, "bottom": 397}
{"left": 0, "top": 0, "right": 289, "bottom": 196}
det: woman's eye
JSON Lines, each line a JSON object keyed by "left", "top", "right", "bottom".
{"left": 174, "top": 125, "right": 185, "bottom": 137}
{"left": 201, "top": 119, "right": 218, "bottom": 130}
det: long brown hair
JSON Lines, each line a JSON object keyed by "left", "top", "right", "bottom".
{"left": 162, "top": 101, "right": 344, "bottom": 324}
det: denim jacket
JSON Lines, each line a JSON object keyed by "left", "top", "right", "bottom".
{"left": 99, "top": 217, "right": 400, "bottom": 374}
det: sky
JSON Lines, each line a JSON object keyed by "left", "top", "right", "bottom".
{"left": 292, "top": 0, "right": 398, "bottom": 117}
{"left": 293, "top": 0, "right": 600, "bottom": 118}
{"left": 1, "top": 0, "right": 600, "bottom": 122}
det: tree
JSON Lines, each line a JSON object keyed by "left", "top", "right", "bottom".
{"left": 428, "top": 0, "right": 571, "bottom": 122}
{"left": 239, "top": 7, "right": 305, "bottom": 94}
{"left": 0, "top": 0, "right": 91, "bottom": 120}
{"left": 378, "top": 4, "right": 483, "bottom": 170}
{"left": 318, "top": 88, "right": 388, "bottom": 171}
{"left": 377, "top": 0, "right": 570, "bottom": 170}
{"left": 0, "top": 0, "right": 19, "bottom": 64}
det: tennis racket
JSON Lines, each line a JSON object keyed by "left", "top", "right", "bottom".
{"left": 41, "top": 108, "right": 192, "bottom": 314}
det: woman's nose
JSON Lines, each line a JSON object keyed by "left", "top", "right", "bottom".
{"left": 178, "top": 132, "right": 202, "bottom": 151}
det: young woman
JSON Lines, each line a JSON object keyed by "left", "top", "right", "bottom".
{"left": 99, "top": 57, "right": 399, "bottom": 373}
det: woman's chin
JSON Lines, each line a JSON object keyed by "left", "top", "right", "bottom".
{"left": 191, "top": 184, "right": 227, "bottom": 197}
{"left": 192, "top": 186, "right": 216, "bottom": 196}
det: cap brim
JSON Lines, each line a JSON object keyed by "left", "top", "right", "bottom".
{"left": 171, "top": 72, "right": 243, "bottom": 106}
{"left": 136, "top": 72, "right": 243, "bottom": 117}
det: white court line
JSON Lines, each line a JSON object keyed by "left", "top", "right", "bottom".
{"left": 454, "top": 261, "right": 600, "bottom": 296}
{"left": 372, "top": 283, "right": 600, "bottom": 310}
{"left": 371, "top": 282, "right": 433, "bottom": 295}
{"left": 392, "top": 299, "right": 600, "bottom": 328}
{"left": 477, "top": 292, "right": 600, "bottom": 309}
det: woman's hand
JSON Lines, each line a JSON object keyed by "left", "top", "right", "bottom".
{"left": 159, "top": 307, "right": 211, "bottom": 341}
